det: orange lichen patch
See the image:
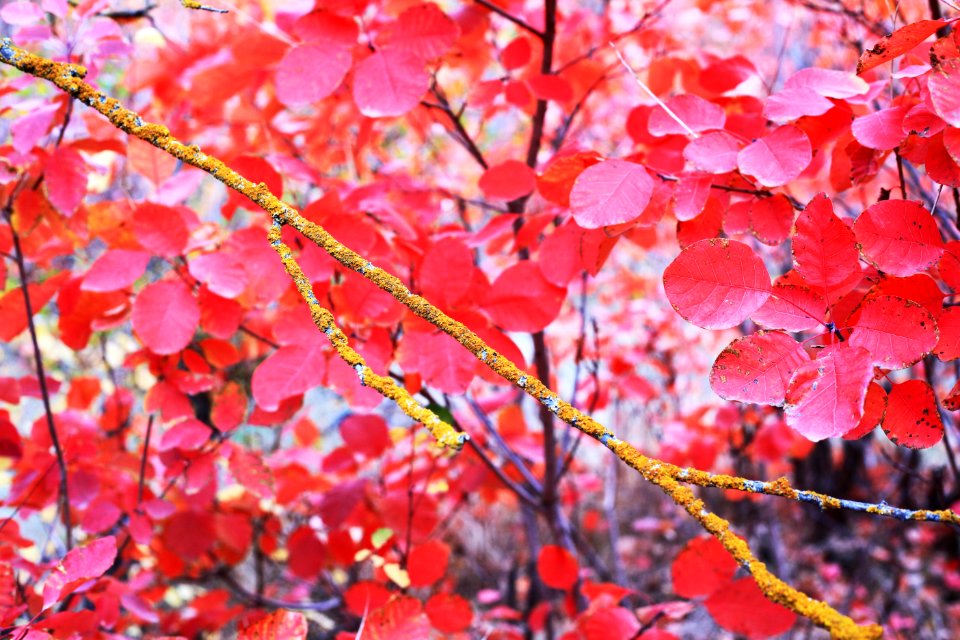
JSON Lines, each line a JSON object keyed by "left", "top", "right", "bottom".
{"left": 0, "top": 41, "right": 885, "bottom": 637}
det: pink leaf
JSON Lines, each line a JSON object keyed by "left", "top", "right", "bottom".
{"left": 483, "top": 262, "right": 566, "bottom": 332}
{"left": 683, "top": 131, "right": 740, "bottom": 174}
{"left": 853, "top": 199, "right": 945, "bottom": 276}
{"left": 857, "top": 19, "right": 950, "bottom": 74}
{"left": 399, "top": 328, "right": 477, "bottom": 393}
{"left": 42, "top": 536, "right": 117, "bottom": 610}
{"left": 847, "top": 295, "right": 938, "bottom": 369}
{"left": 737, "top": 125, "right": 811, "bottom": 187}
{"left": 81, "top": 250, "right": 150, "bottom": 292}
{"left": 132, "top": 280, "right": 200, "bottom": 355}
{"left": 663, "top": 238, "right": 771, "bottom": 330}
{"left": 251, "top": 342, "right": 327, "bottom": 411}
{"left": 671, "top": 174, "right": 712, "bottom": 221}
{"left": 352, "top": 49, "right": 429, "bottom": 118}
{"left": 0, "top": 1, "right": 45, "bottom": 25}
{"left": 783, "top": 68, "right": 869, "bottom": 98}
{"left": 791, "top": 194, "right": 860, "bottom": 296}
{"left": 929, "top": 59, "right": 960, "bottom": 127}
{"left": 275, "top": 43, "right": 351, "bottom": 107}
{"left": 10, "top": 104, "right": 58, "bottom": 154}
{"left": 935, "top": 306, "right": 960, "bottom": 361}
{"left": 784, "top": 344, "right": 874, "bottom": 441}
{"left": 479, "top": 160, "right": 537, "bottom": 200}
{"left": 647, "top": 94, "right": 725, "bottom": 136}
{"left": 569, "top": 159, "right": 654, "bottom": 229}
{"left": 851, "top": 106, "right": 909, "bottom": 150}
{"left": 187, "top": 252, "right": 247, "bottom": 299}
{"left": 882, "top": 380, "right": 943, "bottom": 449}
{"left": 763, "top": 87, "right": 834, "bottom": 122}
{"left": 710, "top": 330, "right": 809, "bottom": 405}
{"left": 45, "top": 146, "right": 87, "bottom": 215}
{"left": 159, "top": 418, "right": 211, "bottom": 451}
{"left": 238, "top": 610, "right": 308, "bottom": 640}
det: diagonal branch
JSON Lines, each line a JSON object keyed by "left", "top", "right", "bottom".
{"left": 0, "top": 40, "right": 896, "bottom": 638}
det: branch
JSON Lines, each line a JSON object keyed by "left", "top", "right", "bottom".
{"left": 3, "top": 191, "right": 72, "bottom": 550}
{"left": 472, "top": 0, "right": 543, "bottom": 38}
{"left": 0, "top": 41, "right": 890, "bottom": 638}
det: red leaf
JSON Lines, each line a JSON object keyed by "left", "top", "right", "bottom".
{"left": 0, "top": 412, "right": 23, "bottom": 459}
{"left": 749, "top": 193, "right": 794, "bottom": 245}
{"left": 569, "top": 159, "right": 654, "bottom": 229}
{"left": 42, "top": 536, "right": 117, "bottom": 610}
{"left": 683, "top": 131, "right": 740, "bottom": 174}
{"left": 704, "top": 577, "right": 796, "bottom": 638}
{"left": 857, "top": 20, "right": 950, "bottom": 74}
{"left": 647, "top": 94, "right": 725, "bottom": 136}
{"left": 710, "top": 331, "right": 809, "bottom": 406}
{"left": 851, "top": 106, "right": 909, "bottom": 150}
{"left": 44, "top": 146, "right": 86, "bottom": 215}
{"left": 275, "top": 43, "right": 351, "bottom": 107}
{"left": 353, "top": 50, "right": 429, "bottom": 118}
{"left": 853, "top": 199, "right": 945, "bottom": 276}
{"left": 211, "top": 381, "right": 247, "bottom": 432}
{"left": 784, "top": 344, "right": 875, "bottom": 441}
{"left": 528, "top": 74, "right": 573, "bottom": 102}
{"left": 882, "top": 380, "right": 944, "bottom": 449}
{"left": 187, "top": 252, "right": 247, "bottom": 299}
{"left": 408, "top": 539, "right": 450, "bottom": 587}
{"left": 676, "top": 197, "right": 723, "bottom": 249}
{"left": 783, "top": 68, "right": 869, "bottom": 98}
{"left": 737, "top": 125, "right": 811, "bottom": 187}
{"left": 479, "top": 160, "right": 537, "bottom": 200}
{"left": 751, "top": 282, "right": 826, "bottom": 332}
{"left": 340, "top": 413, "right": 390, "bottom": 459}
{"left": 251, "top": 342, "right": 327, "bottom": 411}
{"left": 426, "top": 593, "right": 473, "bottom": 634}
{"left": 671, "top": 536, "right": 737, "bottom": 599}
{"left": 536, "top": 151, "right": 603, "bottom": 207}
{"left": 700, "top": 55, "right": 756, "bottom": 93}
{"left": 663, "top": 238, "right": 771, "bottom": 330}
{"left": 0, "top": 272, "right": 69, "bottom": 342}
{"left": 483, "top": 262, "right": 566, "bottom": 332}
{"left": 577, "top": 606, "right": 641, "bottom": 640}
{"left": 287, "top": 526, "right": 325, "bottom": 580}
{"left": 501, "top": 36, "right": 532, "bottom": 69}
{"left": 847, "top": 295, "right": 938, "bottom": 369}
{"left": 418, "top": 238, "right": 474, "bottom": 307}
{"left": 365, "top": 595, "right": 430, "bottom": 640}
{"left": 238, "top": 610, "right": 308, "bottom": 640}
{"left": 133, "top": 202, "right": 189, "bottom": 257}
{"left": 537, "top": 545, "right": 578, "bottom": 590}
{"left": 228, "top": 445, "right": 274, "bottom": 498}
{"left": 930, "top": 59, "right": 960, "bottom": 127}
{"left": 936, "top": 306, "right": 960, "bottom": 360}
{"left": 132, "top": 280, "right": 200, "bottom": 355}
{"left": 81, "top": 249, "right": 150, "bottom": 292}
{"left": 382, "top": 3, "right": 459, "bottom": 61}
{"left": 791, "top": 194, "right": 860, "bottom": 297}
{"left": 399, "top": 327, "right": 477, "bottom": 393}
{"left": 844, "top": 382, "right": 887, "bottom": 440}
{"left": 345, "top": 581, "right": 391, "bottom": 616}
{"left": 159, "top": 418, "right": 210, "bottom": 451}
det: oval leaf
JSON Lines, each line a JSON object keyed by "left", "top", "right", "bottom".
{"left": 791, "top": 193, "right": 860, "bottom": 295}
{"left": 537, "top": 545, "right": 578, "bottom": 590}
{"left": 853, "top": 199, "right": 945, "bottom": 276}
{"left": 483, "top": 261, "right": 566, "bottom": 332}
{"left": 847, "top": 295, "right": 938, "bottom": 369}
{"left": 857, "top": 19, "right": 950, "bottom": 74}
{"left": 275, "top": 43, "right": 351, "bottom": 107}
{"left": 784, "top": 344, "right": 874, "bottom": 441}
{"left": 82, "top": 249, "right": 150, "bottom": 292}
{"left": 479, "top": 160, "right": 537, "bottom": 200}
{"left": 671, "top": 536, "right": 737, "bottom": 599}
{"left": 710, "top": 331, "right": 809, "bottom": 406}
{"left": 569, "top": 159, "right": 654, "bottom": 229}
{"left": 132, "top": 280, "right": 200, "bottom": 355}
{"left": 663, "top": 238, "right": 771, "bottom": 330}
{"left": 353, "top": 49, "right": 429, "bottom": 118}
{"left": 882, "top": 380, "right": 944, "bottom": 449}
{"left": 704, "top": 577, "right": 796, "bottom": 639}
{"left": 737, "top": 125, "right": 811, "bottom": 187}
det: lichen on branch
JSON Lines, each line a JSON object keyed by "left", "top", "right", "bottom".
{"left": 0, "top": 39, "right": 890, "bottom": 638}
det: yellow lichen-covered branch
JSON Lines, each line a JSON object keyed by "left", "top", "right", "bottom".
{"left": 0, "top": 41, "right": 890, "bottom": 638}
